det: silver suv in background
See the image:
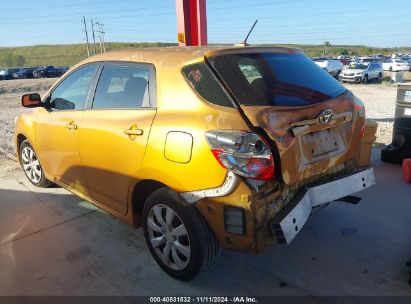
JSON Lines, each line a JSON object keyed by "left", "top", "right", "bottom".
{"left": 339, "top": 62, "right": 383, "bottom": 84}
{"left": 313, "top": 58, "right": 343, "bottom": 78}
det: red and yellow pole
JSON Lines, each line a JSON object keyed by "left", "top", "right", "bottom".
{"left": 176, "top": 0, "right": 208, "bottom": 46}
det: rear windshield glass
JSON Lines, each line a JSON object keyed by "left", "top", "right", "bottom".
{"left": 208, "top": 52, "right": 347, "bottom": 106}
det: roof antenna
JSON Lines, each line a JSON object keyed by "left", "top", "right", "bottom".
{"left": 235, "top": 19, "right": 258, "bottom": 47}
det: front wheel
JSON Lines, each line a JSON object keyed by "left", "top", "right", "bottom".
{"left": 142, "top": 188, "right": 221, "bottom": 280}
{"left": 362, "top": 75, "right": 368, "bottom": 84}
{"left": 20, "top": 140, "right": 52, "bottom": 187}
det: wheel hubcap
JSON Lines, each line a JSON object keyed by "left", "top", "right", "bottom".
{"left": 147, "top": 204, "right": 191, "bottom": 270}
{"left": 21, "top": 147, "right": 42, "bottom": 183}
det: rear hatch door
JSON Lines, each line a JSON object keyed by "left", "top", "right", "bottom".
{"left": 206, "top": 48, "right": 365, "bottom": 185}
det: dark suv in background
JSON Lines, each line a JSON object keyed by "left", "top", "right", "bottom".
{"left": 0, "top": 68, "right": 20, "bottom": 80}
{"left": 13, "top": 68, "right": 35, "bottom": 79}
{"left": 33, "top": 66, "right": 63, "bottom": 78}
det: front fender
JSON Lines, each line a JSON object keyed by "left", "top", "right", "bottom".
{"left": 14, "top": 109, "right": 40, "bottom": 164}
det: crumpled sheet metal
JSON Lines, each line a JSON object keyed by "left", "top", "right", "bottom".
{"left": 250, "top": 161, "right": 356, "bottom": 252}
{"left": 242, "top": 91, "right": 364, "bottom": 185}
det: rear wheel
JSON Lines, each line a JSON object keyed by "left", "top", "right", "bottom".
{"left": 20, "top": 140, "right": 52, "bottom": 187}
{"left": 142, "top": 187, "right": 220, "bottom": 280}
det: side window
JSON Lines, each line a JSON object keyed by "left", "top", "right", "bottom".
{"left": 50, "top": 65, "right": 96, "bottom": 110}
{"left": 92, "top": 65, "right": 150, "bottom": 109}
{"left": 182, "top": 62, "right": 234, "bottom": 108}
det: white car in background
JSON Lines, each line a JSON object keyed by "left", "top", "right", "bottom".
{"left": 382, "top": 59, "right": 410, "bottom": 71}
{"left": 339, "top": 62, "right": 383, "bottom": 84}
{"left": 313, "top": 57, "right": 343, "bottom": 77}
{"left": 401, "top": 57, "right": 411, "bottom": 70}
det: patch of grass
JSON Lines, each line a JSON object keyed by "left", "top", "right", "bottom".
{"left": 0, "top": 42, "right": 177, "bottom": 67}
{"left": 1, "top": 42, "right": 411, "bottom": 68}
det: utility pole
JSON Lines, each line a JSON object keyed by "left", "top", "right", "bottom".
{"left": 81, "top": 16, "right": 90, "bottom": 56}
{"left": 95, "top": 22, "right": 106, "bottom": 53}
{"left": 101, "top": 24, "right": 106, "bottom": 53}
{"left": 323, "top": 40, "right": 331, "bottom": 56}
{"left": 91, "top": 19, "right": 97, "bottom": 54}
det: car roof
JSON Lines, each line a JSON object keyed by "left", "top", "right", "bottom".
{"left": 74, "top": 46, "right": 303, "bottom": 69}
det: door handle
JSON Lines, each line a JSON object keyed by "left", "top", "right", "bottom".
{"left": 124, "top": 125, "right": 143, "bottom": 136}
{"left": 66, "top": 121, "right": 77, "bottom": 130}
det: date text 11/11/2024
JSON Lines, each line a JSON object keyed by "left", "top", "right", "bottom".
{"left": 149, "top": 296, "right": 258, "bottom": 303}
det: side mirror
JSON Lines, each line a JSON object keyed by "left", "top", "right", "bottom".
{"left": 21, "top": 93, "right": 42, "bottom": 108}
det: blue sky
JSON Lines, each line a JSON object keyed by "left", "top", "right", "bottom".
{"left": 0, "top": 0, "right": 410, "bottom": 47}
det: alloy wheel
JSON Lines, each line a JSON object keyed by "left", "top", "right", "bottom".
{"left": 147, "top": 204, "right": 191, "bottom": 270}
{"left": 21, "top": 146, "right": 42, "bottom": 183}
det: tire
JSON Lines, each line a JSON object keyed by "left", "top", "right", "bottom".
{"left": 362, "top": 75, "right": 368, "bottom": 84}
{"left": 20, "top": 140, "right": 52, "bottom": 187}
{"left": 142, "top": 187, "right": 221, "bottom": 281}
{"left": 378, "top": 73, "right": 383, "bottom": 83}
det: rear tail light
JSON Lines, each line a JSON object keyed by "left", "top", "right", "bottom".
{"left": 354, "top": 103, "right": 365, "bottom": 117}
{"left": 205, "top": 130, "right": 274, "bottom": 180}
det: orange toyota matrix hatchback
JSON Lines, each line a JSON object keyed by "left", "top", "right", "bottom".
{"left": 15, "top": 47, "right": 375, "bottom": 280}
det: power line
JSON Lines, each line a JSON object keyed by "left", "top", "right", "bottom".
{"left": 0, "top": 3, "right": 174, "bottom": 21}
{"left": 0, "top": 0, "right": 137, "bottom": 12}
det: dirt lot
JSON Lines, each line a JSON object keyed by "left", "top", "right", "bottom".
{"left": 0, "top": 77, "right": 407, "bottom": 170}
{"left": 0, "top": 78, "right": 57, "bottom": 161}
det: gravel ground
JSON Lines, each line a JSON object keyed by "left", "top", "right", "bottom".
{"left": 0, "top": 78, "right": 57, "bottom": 161}
{"left": 0, "top": 77, "right": 404, "bottom": 163}
{"left": 346, "top": 83, "right": 397, "bottom": 145}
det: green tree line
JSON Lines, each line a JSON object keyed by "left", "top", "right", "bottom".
{"left": 1, "top": 42, "right": 410, "bottom": 68}
{"left": 0, "top": 53, "right": 26, "bottom": 67}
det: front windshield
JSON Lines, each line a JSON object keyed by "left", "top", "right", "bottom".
{"left": 348, "top": 64, "right": 368, "bottom": 69}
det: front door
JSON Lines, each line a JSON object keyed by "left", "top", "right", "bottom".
{"left": 35, "top": 64, "right": 97, "bottom": 191}
{"left": 79, "top": 63, "right": 157, "bottom": 215}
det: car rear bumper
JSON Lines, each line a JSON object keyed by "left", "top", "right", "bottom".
{"left": 271, "top": 167, "right": 375, "bottom": 244}
{"left": 396, "top": 68, "right": 410, "bottom": 71}
{"left": 387, "top": 67, "right": 409, "bottom": 72}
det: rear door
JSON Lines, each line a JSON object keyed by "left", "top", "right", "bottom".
{"left": 206, "top": 50, "right": 365, "bottom": 185}
{"left": 79, "top": 63, "right": 156, "bottom": 215}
